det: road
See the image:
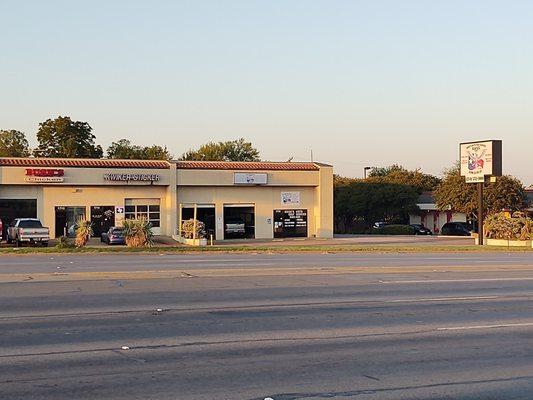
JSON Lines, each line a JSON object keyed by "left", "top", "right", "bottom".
{"left": 1, "top": 252, "right": 533, "bottom": 399}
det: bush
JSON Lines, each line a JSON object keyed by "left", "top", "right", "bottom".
{"left": 485, "top": 212, "right": 532, "bottom": 241}
{"left": 181, "top": 219, "right": 206, "bottom": 239}
{"left": 123, "top": 218, "right": 154, "bottom": 247}
{"left": 373, "top": 224, "right": 415, "bottom": 235}
{"left": 56, "top": 235, "right": 75, "bottom": 249}
{"left": 75, "top": 220, "right": 93, "bottom": 248}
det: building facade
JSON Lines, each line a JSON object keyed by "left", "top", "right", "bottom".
{"left": 409, "top": 192, "right": 467, "bottom": 234}
{"left": 0, "top": 158, "right": 333, "bottom": 241}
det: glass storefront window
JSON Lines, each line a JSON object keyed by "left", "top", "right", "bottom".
{"left": 123, "top": 204, "right": 160, "bottom": 228}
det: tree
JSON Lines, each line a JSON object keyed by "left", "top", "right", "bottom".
{"left": 142, "top": 145, "right": 172, "bottom": 161}
{"left": 367, "top": 164, "right": 441, "bottom": 193}
{"left": 35, "top": 116, "right": 103, "bottom": 158}
{"left": 179, "top": 138, "right": 260, "bottom": 161}
{"left": 0, "top": 130, "right": 30, "bottom": 157}
{"left": 334, "top": 179, "right": 420, "bottom": 233}
{"left": 106, "top": 139, "right": 173, "bottom": 160}
{"left": 434, "top": 164, "right": 527, "bottom": 218}
{"left": 106, "top": 139, "right": 144, "bottom": 159}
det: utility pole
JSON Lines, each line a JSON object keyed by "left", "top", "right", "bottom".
{"left": 477, "top": 182, "right": 484, "bottom": 245}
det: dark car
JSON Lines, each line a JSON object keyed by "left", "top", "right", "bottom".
{"left": 410, "top": 224, "right": 433, "bottom": 235}
{"left": 441, "top": 222, "right": 472, "bottom": 236}
{"left": 101, "top": 227, "right": 125, "bottom": 245}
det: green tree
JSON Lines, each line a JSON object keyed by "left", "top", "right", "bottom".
{"left": 0, "top": 130, "right": 30, "bottom": 157}
{"left": 367, "top": 164, "right": 441, "bottom": 193}
{"left": 179, "top": 138, "right": 260, "bottom": 161}
{"left": 334, "top": 179, "right": 419, "bottom": 233}
{"left": 35, "top": 116, "right": 103, "bottom": 158}
{"left": 434, "top": 164, "right": 526, "bottom": 218}
{"left": 106, "top": 139, "right": 144, "bottom": 159}
{"left": 106, "top": 139, "right": 172, "bottom": 160}
{"left": 142, "top": 145, "right": 172, "bottom": 160}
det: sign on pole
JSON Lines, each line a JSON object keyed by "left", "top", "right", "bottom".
{"left": 459, "top": 140, "right": 502, "bottom": 246}
{"left": 460, "top": 140, "right": 502, "bottom": 183}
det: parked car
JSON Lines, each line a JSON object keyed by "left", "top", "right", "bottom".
{"left": 410, "top": 224, "right": 433, "bottom": 235}
{"left": 441, "top": 222, "right": 472, "bottom": 236}
{"left": 225, "top": 218, "right": 246, "bottom": 236}
{"left": 7, "top": 218, "right": 50, "bottom": 246}
{"left": 0, "top": 218, "right": 3, "bottom": 241}
{"left": 101, "top": 227, "right": 125, "bottom": 245}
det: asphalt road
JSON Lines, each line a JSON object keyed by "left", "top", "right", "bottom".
{"left": 1, "top": 252, "right": 533, "bottom": 399}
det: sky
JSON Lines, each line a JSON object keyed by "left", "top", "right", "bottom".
{"left": 1, "top": 0, "right": 533, "bottom": 184}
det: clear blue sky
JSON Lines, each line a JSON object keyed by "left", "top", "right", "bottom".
{"left": 2, "top": 0, "right": 532, "bottom": 184}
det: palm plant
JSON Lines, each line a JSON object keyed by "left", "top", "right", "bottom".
{"left": 123, "top": 217, "right": 154, "bottom": 247}
{"left": 75, "top": 220, "right": 93, "bottom": 248}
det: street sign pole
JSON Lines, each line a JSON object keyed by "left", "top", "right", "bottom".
{"left": 477, "top": 182, "right": 484, "bottom": 245}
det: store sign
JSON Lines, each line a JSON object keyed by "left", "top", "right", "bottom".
{"left": 25, "top": 169, "right": 65, "bottom": 183}
{"left": 103, "top": 173, "right": 160, "bottom": 182}
{"left": 460, "top": 140, "right": 502, "bottom": 183}
{"left": 234, "top": 173, "right": 268, "bottom": 185}
{"left": 281, "top": 192, "right": 301, "bottom": 205}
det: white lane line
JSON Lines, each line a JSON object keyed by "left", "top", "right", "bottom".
{"left": 438, "top": 322, "right": 533, "bottom": 331}
{"left": 384, "top": 277, "right": 533, "bottom": 284}
{"left": 387, "top": 296, "right": 499, "bottom": 303}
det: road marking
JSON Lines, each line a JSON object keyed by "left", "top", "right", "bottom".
{"left": 385, "top": 277, "right": 533, "bottom": 284}
{"left": 387, "top": 296, "right": 499, "bottom": 303}
{"left": 438, "top": 322, "right": 533, "bottom": 331}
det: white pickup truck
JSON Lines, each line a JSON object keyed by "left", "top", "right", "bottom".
{"left": 7, "top": 218, "right": 50, "bottom": 247}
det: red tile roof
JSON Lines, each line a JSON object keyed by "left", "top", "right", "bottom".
{"left": 176, "top": 161, "right": 322, "bottom": 171}
{"left": 0, "top": 158, "right": 171, "bottom": 169}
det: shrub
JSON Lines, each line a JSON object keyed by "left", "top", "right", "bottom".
{"left": 75, "top": 220, "right": 93, "bottom": 248}
{"left": 56, "top": 235, "right": 75, "bottom": 249}
{"left": 373, "top": 224, "right": 415, "bottom": 235}
{"left": 485, "top": 211, "right": 532, "bottom": 241}
{"left": 181, "top": 219, "right": 206, "bottom": 239}
{"left": 123, "top": 218, "right": 154, "bottom": 247}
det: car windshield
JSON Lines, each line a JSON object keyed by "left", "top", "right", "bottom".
{"left": 18, "top": 220, "right": 43, "bottom": 228}
{"left": 112, "top": 229, "right": 124, "bottom": 234}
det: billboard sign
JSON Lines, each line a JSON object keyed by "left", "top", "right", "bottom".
{"left": 460, "top": 140, "right": 502, "bottom": 183}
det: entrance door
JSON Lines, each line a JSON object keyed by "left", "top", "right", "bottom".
{"left": 181, "top": 206, "right": 216, "bottom": 239}
{"left": 55, "top": 207, "right": 86, "bottom": 238}
{"left": 274, "top": 209, "right": 308, "bottom": 238}
{"left": 0, "top": 199, "right": 37, "bottom": 239}
{"left": 223, "top": 205, "right": 255, "bottom": 239}
{"left": 91, "top": 206, "right": 115, "bottom": 237}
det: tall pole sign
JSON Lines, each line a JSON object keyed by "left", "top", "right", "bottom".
{"left": 459, "top": 140, "right": 502, "bottom": 245}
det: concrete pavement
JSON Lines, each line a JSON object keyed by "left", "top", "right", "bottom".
{"left": 1, "top": 252, "right": 533, "bottom": 399}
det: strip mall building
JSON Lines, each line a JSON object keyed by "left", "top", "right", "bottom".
{"left": 0, "top": 158, "right": 333, "bottom": 241}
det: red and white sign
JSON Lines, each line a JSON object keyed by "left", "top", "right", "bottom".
{"left": 25, "top": 169, "right": 65, "bottom": 183}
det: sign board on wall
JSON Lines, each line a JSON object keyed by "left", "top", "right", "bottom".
{"left": 115, "top": 206, "right": 125, "bottom": 227}
{"left": 24, "top": 169, "right": 64, "bottom": 183}
{"left": 460, "top": 140, "right": 502, "bottom": 183}
{"left": 281, "top": 192, "right": 301, "bottom": 205}
{"left": 234, "top": 173, "right": 268, "bottom": 185}
{"left": 104, "top": 173, "right": 160, "bottom": 182}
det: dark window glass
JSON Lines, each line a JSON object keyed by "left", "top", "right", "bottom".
{"left": 149, "top": 205, "right": 160, "bottom": 212}
{"left": 18, "top": 220, "right": 43, "bottom": 228}
{"left": 125, "top": 205, "right": 135, "bottom": 213}
{"left": 137, "top": 205, "right": 148, "bottom": 212}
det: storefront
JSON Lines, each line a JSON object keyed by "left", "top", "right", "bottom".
{"left": 0, "top": 158, "right": 333, "bottom": 240}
